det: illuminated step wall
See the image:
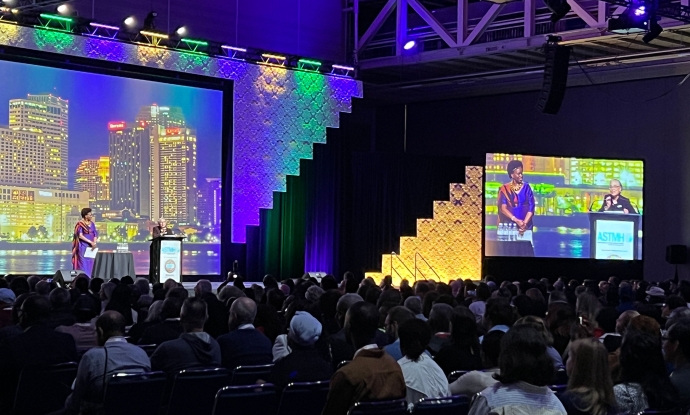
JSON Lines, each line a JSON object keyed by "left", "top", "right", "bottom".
{"left": 369, "top": 166, "right": 483, "bottom": 285}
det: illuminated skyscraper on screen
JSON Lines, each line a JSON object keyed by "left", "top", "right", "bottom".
{"left": 108, "top": 122, "right": 151, "bottom": 217}
{"left": 75, "top": 157, "right": 110, "bottom": 211}
{"left": 198, "top": 178, "right": 221, "bottom": 227}
{"left": 9, "top": 94, "right": 69, "bottom": 189}
{"left": 136, "top": 105, "right": 197, "bottom": 224}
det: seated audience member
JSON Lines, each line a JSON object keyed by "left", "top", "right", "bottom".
{"left": 0, "top": 295, "right": 78, "bottom": 411}
{"left": 468, "top": 326, "right": 565, "bottom": 415}
{"left": 326, "top": 293, "right": 364, "bottom": 367}
{"left": 614, "top": 330, "right": 678, "bottom": 414}
{"left": 481, "top": 297, "right": 515, "bottom": 341}
{"left": 450, "top": 330, "right": 504, "bottom": 395}
{"left": 217, "top": 297, "right": 272, "bottom": 372}
{"left": 546, "top": 302, "right": 578, "bottom": 356}
{"left": 426, "top": 303, "right": 453, "bottom": 355}
{"left": 322, "top": 302, "right": 406, "bottom": 415}
{"left": 63, "top": 311, "right": 150, "bottom": 415}
{"left": 9, "top": 276, "right": 30, "bottom": 297}
{"left": 269, "top": 311, "right": 333, "bottom": 391}
{"left": 469, "top": 283, "right": 491, "bottom": 323}
{"left": 515, "top": 315, "right": 564, "bottom": 369}
{"left": 195, "top": 279, "right": 229, "bottom": 338}
{"left": 559, "top": 338, "right": 617, "bottom": 415}
{"left": 139, "top": 297, "right": 184, "bottom": 345}
{"left": 397, "top": 319, "right": 449, "bottom": 408}
{"left": 383, "top": 306, "right": 416, "bottom": 361}
{"left": 435, "top": 308, "right": 482, "bottom": 374}
{"left": 663, "top": 320, "right": 690, "bottom": 406}
{"left": 319, "top": 289, "right": 342, "bottom": 337}
{"left": 127, "top": 300, "right": 164, "bottom": 344}
{"left": 666, "top": 307, "right": 690, "bottom": 331}
{"left": 56, "top": 294, "right": 99, "bottom": 353}
{"left": 48, "top": 287, "right": 77, "bottom": 329}
{"left": 403, "top": 296, "right": 426, "bottom": 321}
{"left": 151, "top": 298, "right": 221, "bottom": 376}
{"left": 0, "top": 288, "right": 15, "bottom": 329}
{"left": 0, "top": 293, "right": 33, "bottom": 342}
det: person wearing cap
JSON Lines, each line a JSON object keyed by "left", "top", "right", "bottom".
{"left": 646, "top": 286, "right": 666, "bottom": 305}
{"left": 268, "top": 311, "right": 333, "bottom": 392}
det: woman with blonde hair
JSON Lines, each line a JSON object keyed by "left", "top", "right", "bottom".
{"left": 559, "top": 338, "right": 617, "bottom": 415}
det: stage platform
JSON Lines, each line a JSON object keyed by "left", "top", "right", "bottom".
{"left": 180, "top": 281, "right": 262, "bottom": 297}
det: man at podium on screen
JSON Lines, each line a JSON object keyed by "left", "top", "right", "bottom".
{"left": 598, "top": 179, "right": 637, "bottom": 214}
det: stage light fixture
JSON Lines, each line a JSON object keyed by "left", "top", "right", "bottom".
{"left": 261, "top": 53, "right": 287, "bottom": 66}
{"left": 643, "top": 21, "right": 662, "bottom": 43}
{"left": 90, "top": 22, "right": 119, "bottom": 31}
{"left": 140, "top": 30, "right": 168, "bottom": 39}
{"left": 124, "top": 16, "right": 135, "bottom": 26}
{"left": 179, "top": 37, "right": 208, "bottom": 52}
{"left": 298, "top": 58, "right": 321, "bottom": 71}
{"left": 88, "top": 21, "right": 120, "bottom": 38}
{"left": 57, "top": 4, "right": 68, "bottom": 14}
{"left": 175, "top": 26, "right": 186, "bottom": 36}
{"left": 607, "top": 10, "right": 648, "bottom": 34}
{"left": 221, "top": 45, "right": 247, "bottom": 59}
{"left": 331, "top": 64, "right": 354, "bottom": 77}
{"left": 143, "top": 11, "right": 157, "bottom": 30}
{"left": 403, "top": 40, "right": 416, "bottom": 50}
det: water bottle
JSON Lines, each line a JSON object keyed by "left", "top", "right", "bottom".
{"left": 497, "top": 223, "right": 504, "bottom": 241}
{"left": 510, "top": 223, "right": 516, "bottom": 241}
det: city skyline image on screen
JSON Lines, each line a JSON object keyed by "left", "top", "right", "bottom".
{"left": 484, "top": 153, "right": 644, "bottom": 260}
{"left": 0, "top": 59, "right": 223, "bottom": 275}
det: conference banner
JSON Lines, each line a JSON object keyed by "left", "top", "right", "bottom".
{"left": 159, "top": 239, "right": 182, "bottom": 282}
{"left": 594, "top": 219, "right": 635, "bottom": 260}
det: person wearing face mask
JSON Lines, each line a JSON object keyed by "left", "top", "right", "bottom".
{"left": 598, "top": 179, "right": 636, "bottom": 214}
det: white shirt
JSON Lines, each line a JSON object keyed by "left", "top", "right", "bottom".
{"left": 450, "top": 368, "right": 499, "bottom": 396}
{"left": 238, "top": 323, "right": 255, "bottom": 330}
{"left": 398, "top": 353, "right": 450, "bottom": 407}
{"left": 354, "top": 343, "right": 379, "bottom": 358}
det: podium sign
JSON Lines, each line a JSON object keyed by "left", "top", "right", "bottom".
{"left": 594, "top": 220, "right": 635, "bottom": 260}
{"left": 588, "top": 212, "right": 641, "bottom": 260}
{"left": 159, "top": 239, "right": 182, "bottom": 282}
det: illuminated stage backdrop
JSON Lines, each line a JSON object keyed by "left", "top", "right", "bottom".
{"left": 0, "top": 24, "right": 362, "bottom": 246}
{"left": 369, "top": 166, "right": 484, "bottom": 285}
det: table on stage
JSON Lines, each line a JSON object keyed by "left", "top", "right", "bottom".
{"left": 92, "top": 252, "right": 137, "bottom": 280}
{"left": 485, "top": 240, "right": 535, "bottom": 257}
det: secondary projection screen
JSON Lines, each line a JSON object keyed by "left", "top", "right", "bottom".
{"left": 0, "top": 59, "right": 223, "bottom": 275}
{"left": 484, "top": 154, "right": 643, "bottom": 260}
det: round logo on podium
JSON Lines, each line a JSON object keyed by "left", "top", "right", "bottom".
{"left": 164, "top": 259, "right": 176, "bottom": 273}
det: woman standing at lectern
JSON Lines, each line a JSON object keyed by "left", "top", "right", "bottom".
{"left": 71, "top": 207, "right": 99, "bottom": 277}
{"left": 152, "top": 217, "right": 173, "bottom": 238}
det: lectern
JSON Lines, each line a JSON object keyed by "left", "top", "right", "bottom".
{"left": 150, "top": 236, "right": 185, "bottom": 283}
{"left": 588, "top": 212, "right": 642, "bottom": 260}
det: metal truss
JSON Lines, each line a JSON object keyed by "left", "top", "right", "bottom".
{"left": 10, "top": 0, "right": 67, "bottom": 12}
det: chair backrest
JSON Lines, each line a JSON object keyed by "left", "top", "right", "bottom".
{"left": 447, "top": 370, "right": 469, "bottom": 383}
{"left": 276, "top": 381, "right": 330, "bottom": 415}
{"left": 348, "top": 399, "right": 408, "bottom": 415}
{"left": 337, "top": 360, "right": 351, "bottom": 370}
{"left": 138, "top": 344, "right": 158, "bottom": 356}
{"left": 230, "top": 364, "right": 274, "bottom": 386}
{"left": 166, "top": 368, "right": 230, "bottom": 415}
{"left": 13, "top": 362, "right": 78, "bottom": 415}
{"left": 103, "top": 371, "right": 167, "bottom": 415}
{"left": 412, "top": 395, "right": 471, "bottom": 415}
{"left": 636, "top": 409, "right": 681, "bottom": 415}
{"left": 213, "top": 383, "right": 277, "bottom": 415}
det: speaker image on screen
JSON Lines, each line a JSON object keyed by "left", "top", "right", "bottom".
{"left": 53, "top": 269, "right": 85, "bottom": 288}
{"left": 666, "top": 245, "right": 688, "bottom": 264}
{"left": 536, "top": 43, "right": 571, "bottom": 115}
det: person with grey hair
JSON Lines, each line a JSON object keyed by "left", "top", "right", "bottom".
{"left": 404, "top": 296, "right": 426, "bottom": 321}
{"left": 194, "top": 279, "right": 213, "bottom": 298}
{"left": 151, "top": 298, "right": 221, "bottom": 376}
{"left": 217, "top": 297, "right": 272, "bottom": 371}
{"left": 306, "top": 285, "right": 325, "bottom": 303}
{"left": 218, "top": 285, "right": 246, "bottom": 303}
{"left": 666, "top": 307, "right": 690, "bottom": 330}
{"left": 35, "top": 280, "right": 51, "bottom": 297}
{"left": 149, "top": 218, "right": 174, "bottom": 284}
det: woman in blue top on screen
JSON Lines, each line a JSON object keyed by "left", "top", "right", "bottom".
{"left": 498, "top": 160, "right": 535, "bottom": 244}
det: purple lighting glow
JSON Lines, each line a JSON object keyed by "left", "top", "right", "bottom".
{"left": 634, "top": 6, "right": 646, "bottom": 16}
{"left": 89, "top": 22, "right": 120, "bottom": 31}
{"left": 404, "top": 40, "right": 416, "bottom": 50}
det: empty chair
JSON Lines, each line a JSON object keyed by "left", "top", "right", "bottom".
{"left": 166, "top": 368, "right": 230, "bottom": 415}
{"left": 276, "top": 381, "right": 330, "bottom": 415}
{"left": 447, "top": 370, "right": 470, "bottom": 384}
{"left": 412, "top": 395, "right": 470, "bottom": 415}
{"left": 13, "top": 362, "right": 78, "bottom": 415}
{"left": 230, "top": 364, "right": 273, "bottom": 386}
{"left": 103, "top": 371, "right": 167, "bottom": 415}
{"left": 348, "top": 399, "right": 408, "bottom": 415}
{"left": 213, "top": 383, "right": 277, "bottom": 415}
